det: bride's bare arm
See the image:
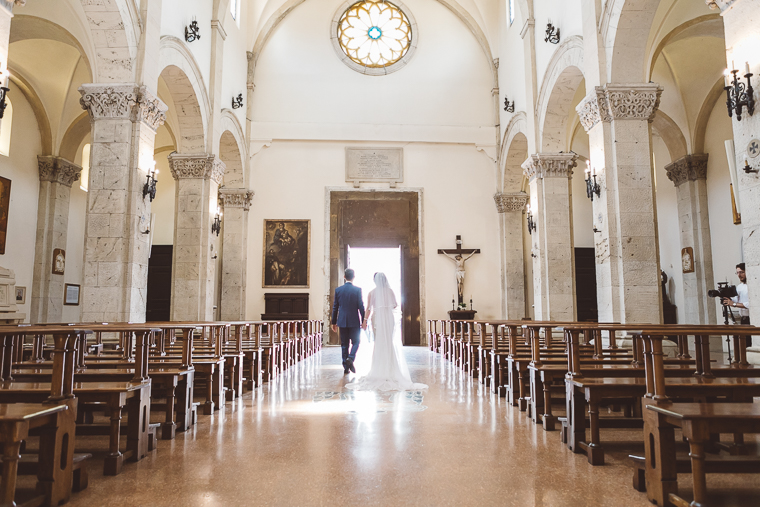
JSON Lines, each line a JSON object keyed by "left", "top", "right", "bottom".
{"left": 364, "top": 291, "right": 374, "bottom": 328}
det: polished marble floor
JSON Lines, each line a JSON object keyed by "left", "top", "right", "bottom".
{"left": 67, "top": 345, "right": 758, "bottom": 506}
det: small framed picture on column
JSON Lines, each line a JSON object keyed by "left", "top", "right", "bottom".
{"left": 681, "top": 247, "right": 695, "bottom": 274}
{"left": 64, "top": 283, "right": 80, "bottom": 306}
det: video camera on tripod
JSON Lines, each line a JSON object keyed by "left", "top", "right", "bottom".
{"left": 707, "top": 282, "right": 738, "bottom": 300}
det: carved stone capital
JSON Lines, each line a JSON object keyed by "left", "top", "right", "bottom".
{"left": 705, "top": 0, "right": 738, "bottom": 11}
{"left": 134, "top": 86, "right": 167, "bottom": 131}
{"left": 219, "top": 188, "right": 254, "bottom": 211}
{"left": 168, "top": 154, "right": 226, "bottom": 185}
{"left": 522, "top": 153, "right": 578, "bottom": 182}
{"left": 79, "top": 84, "right": 166, "bottom": 130}
{"left": 665, "top": 154, "right": 709, "bottom": 187}
{"left": 37, "top": 156, "right": 82, "bottom": 188}
{"left": 494, "top": 192, "right": 529, "bottom": 213}
{"left": 576, "top": 84, "right": 663, "bottom": 132}
{"left": 79, "top": 84, "right": 138, "bottom": 120}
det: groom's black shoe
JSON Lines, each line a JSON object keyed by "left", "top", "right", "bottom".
{"left": 343, "top": 368, "right": 350, "bottom": 374}
{"left": 347, "top": 358, "right": 356, "bottom": 373}
{"left": 342, "top": 359, "right": 350, "bottom": 374}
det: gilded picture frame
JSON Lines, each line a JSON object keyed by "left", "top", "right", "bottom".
{"left": 263, "top": 220, "right": 310, "bottom": 288}
{"left": 0, "top": 176, "right": 10, "bottom": 255}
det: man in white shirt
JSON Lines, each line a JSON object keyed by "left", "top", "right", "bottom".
{"left": 722, "top": 262, "right": 750, "bottom": 344}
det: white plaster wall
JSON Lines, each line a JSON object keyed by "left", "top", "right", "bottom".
{"left": 0, "top": 92, "right": 42, "bottom": 322}
{"left": 151, "top": 150, "right": 177, "bottom": 246}
{"left": 251, "top": 0, "right": 494, "bottom": 127}
{"left": 219, "top": 3, "right": 249, "bottom": 130}
{"left": 571, "top": 130, "right": 593, "bottom": 248}
{"left": 653, "top": 134, "right": 685, "bottom": 323}
{"left": 705, "top": 99, "right": 743, "bottom": 288}
{"left": 533, "top": 0, "right": 584, "bottom": 94}
{"left": 161, "top": 0, "right": 213, "bottom": 89}
{"left": 247, "top": 142, "right": 501, "bottom": 323}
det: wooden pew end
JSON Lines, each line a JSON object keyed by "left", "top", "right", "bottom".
{"left": 558, "top": 417, "right": 568, "bottom": 444}
{"left": 629, "top": 455, "right": 646, "bottom": 492}
{"left": 71, "top": 453, "right": 92, "bottom": 492}
{"left": 148, "top": 423, "right": 160, "bottom": 451}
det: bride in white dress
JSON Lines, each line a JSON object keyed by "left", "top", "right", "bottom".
{"left": 347, "top": 272, "right": 428, "bottom": 392}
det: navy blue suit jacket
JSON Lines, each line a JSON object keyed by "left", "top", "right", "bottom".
{"left": 331, "top": 282, "right": 365, "bottom": 328}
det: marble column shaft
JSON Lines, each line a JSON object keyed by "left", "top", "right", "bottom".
{"left": 577, "top": 83, "right": 664, "bottom": 324}
{"left": 708, "top": 0, "right": 760, "bottom": 326}
{"left": 169, "top": 154, "right": 225, "bottom": 321}
{"left": 494, "top": 192, "right": 529, "bottom": 319}
{"left": 665, "top": 154, "right": 716, "bottom": 325}
{"left": 79, "top": 84, "right": 167, "bottom": 322}
{"left": 522, "top": 154, "right": 577, "bottom": 321}
{"left": 219, "top": 189, "right": 253, "bottom": 321}
{"left": 30, "top": 157, "right": 81, "bottom": 323}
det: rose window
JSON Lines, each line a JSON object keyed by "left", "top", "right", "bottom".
{"left": 337, "top": 1, "right": 413, "bottom": 69}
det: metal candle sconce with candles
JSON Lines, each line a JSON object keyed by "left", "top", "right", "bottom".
{"left": 143, "top": 162, "right": 158, "bottom": 201}
{"left": 724, "top": 61, "right": 755, "bottom": 121}
{"left": 526, "top": 203, "right": 536, "bottom": 234}
{"left": 584, "top": 161, "right": 601, "bottom": 201}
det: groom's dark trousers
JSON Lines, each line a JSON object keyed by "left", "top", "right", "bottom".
{"left": 331, "top": 281, "right": 365, "bottom": 365}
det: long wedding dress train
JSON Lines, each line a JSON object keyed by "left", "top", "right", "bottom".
{"left": 346, "top": 273, "right": 428, "bottom": 392}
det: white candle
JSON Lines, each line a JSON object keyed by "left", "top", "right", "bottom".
{"left": 746, "top": 62, "right": 751, "bottom": 75}
{"left": 725, "top": 70, "right": 731, "bottom": 87}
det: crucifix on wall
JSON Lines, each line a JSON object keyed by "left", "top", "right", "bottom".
{"left": 438, "top": 235, "right": 480, "bottom": 307}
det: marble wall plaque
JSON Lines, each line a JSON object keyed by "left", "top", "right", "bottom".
{"left": 346, "top": 148, "right": 403, "bottom": 187}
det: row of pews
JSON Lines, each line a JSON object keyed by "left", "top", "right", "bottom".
{"left": 429, "top": 319, "right": 760, "bottom": 507}
{"left": 0, "top": 319, "right": 322, "bottom": 506}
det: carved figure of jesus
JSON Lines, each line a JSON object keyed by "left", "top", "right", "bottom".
{"left": 442, "top": 251, "right": 477, "bottom": 303}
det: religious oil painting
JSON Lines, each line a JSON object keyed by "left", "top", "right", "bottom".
{"left": 52, "top": 249, "right": 65, "bottom": 275}
{"left": 681, "top": 247, "right": 694, "bottom": 274}
{"left": 263, "top": 220, "right": 310, "bottom": 288}
{"left": 0, "top": 176, "right": 10, "bottom": 255}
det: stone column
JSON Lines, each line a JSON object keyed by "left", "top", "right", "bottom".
{"left": 707, "top": 0, "right": 760, "bottom": 326}
{"left": 577, "top": 84, "right": 664, "bottom": 324}
{"left": 79, "top": 85, "right": 167, "bottom": 322}
{"left": 168, "top": 154, "right": 225, "bottom": 321}
{"left": 665, "top": 154, "right": 717, "bottom": 325}
{"left": 218, "top": 189, "right": 253, "bottom": 320}
{"left": 521, "top": 153, "right": 578, "bottom": 321}
{"left": 30, "top": 157, "right": 82, "bottom": 323}
{"left": 494, "top": 192, "right": 529, "bottom": 319}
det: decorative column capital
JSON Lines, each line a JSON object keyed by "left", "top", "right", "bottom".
{"left": 665, "top": 154, "right": 709, "bottom": 187}
{"left": 219, "top": 188, "right": 254, "bottom": 211}
{"left": 522, "top": 153, "right": 578, "bottom": 182}
{"left": 168, "top": 154, "right": 226, "bottom": 185}
{"left": 576, "top": 83, "right": 663, "bottom": 132}
{"left": 705, "top": 0, "right": 738, "bottom": 11}
{"left": 79, "top": 84, "right": 167, "bottom": 130}
{"left": 494, "top": 192, "right": 529, "bottom": 213}
{"left": 37, "top": 156, "right": 82, "bottom": 188}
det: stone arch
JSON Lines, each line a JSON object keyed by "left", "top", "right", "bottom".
{"left": 249, "top": 0, "right": 497, "bottom": 86}
{"left": 10, "top": 15, "right": 93, "bottom": 80}
{"left": 77, "top": 0, "right": 139, "bottom": 82}
{"left": 59, "top": 112, "right": 91, "bottom": 162}
{"left": 159, "top": 37, "right": 210, "bottom": 154}
{"left": 693, "top": 78, "right": 727, "bottom": 155}
{"left": 219, "top": 110, "right": 246, "bottom": 188}
{"left": 651, "top": 110, "right": 688, "bottom": 162}
{"left": 647, "top": 14, "right": 723, "bottom": 80}
{"left": 8, "top": 72, "right": 52, "bottom": 156}
{"left": 605, "top": 0, "right": 662, "bottom": 82}
{"left": 536, "top": 36, "right": 585, "bottom": 152}
{"left": 500, "top": 112, "right": 529, "bottom": 193}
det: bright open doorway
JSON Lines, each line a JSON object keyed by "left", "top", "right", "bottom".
{"left": 347, "top": 246, "right": 403, "bottom": 345}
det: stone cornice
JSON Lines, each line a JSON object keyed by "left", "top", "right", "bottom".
{"left": 494, "top": 192, "right": 529, "bottom": 213}
{"left": 576, "top": 83, "right": 664, "bottom": 132}
{"left": 37, "top": 156, "right": 82, "bottom": 188}
{"left": 219, "top": 188, "right": 254, "bottom": 211}
{"left": 522, "top": 153, "right": 578, "bottom": 182}
{"left": 79, "top": 84, "right": 167, "bottom": 131}
{"left": 168, "top": 154, "right": 226, "bottom": 184}
{"left": 665, "top": 154, "right": 709, "bottom": 187}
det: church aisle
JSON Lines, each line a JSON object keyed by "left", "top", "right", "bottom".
{"left": 68, "top": 347, "right": 655, "bottom": 507}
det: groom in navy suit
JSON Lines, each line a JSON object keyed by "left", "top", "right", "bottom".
{"left": 331, "top": 268, "right": 366, "bottom": 374}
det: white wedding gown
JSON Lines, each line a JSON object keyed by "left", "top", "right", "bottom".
{"left": 347, "top": 273, "right": 428, "bottom": 392}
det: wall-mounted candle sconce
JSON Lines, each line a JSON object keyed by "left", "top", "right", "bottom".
{"left": 232, "top": 94, "right": 244, "bottom": 109}
{"left": 185, "top": 20, "right": 201, "bottom": 43}
{"left": 143, "top": 162, "right": 158, "bottom": 201}
{"left": 584, "top": 161, "right": 601, "bottom": 201}
{"left": 724, "top": 62, "right": 754, "bottom": 121}
{"left": 526, "top": 203, "right": 536, "bottom": 234}
{"left": 545, "top": 21, "right": 560, "bottom": 44}
{"left": 744, "top": 159, "right": 758, "bottom": 174}
{"left": 503, "top": 96, "right": 515, "bottom": 113}
{"left": 211, "top": 209, "right": 222, "bottom": 236}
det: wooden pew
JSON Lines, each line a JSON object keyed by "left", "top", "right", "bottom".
{"left": 638, "top": 327, "right": 760, "bottom": 506}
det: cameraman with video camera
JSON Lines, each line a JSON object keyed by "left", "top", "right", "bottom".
{"left": 721, "top": 263, "right": 750, "bottom": 324}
